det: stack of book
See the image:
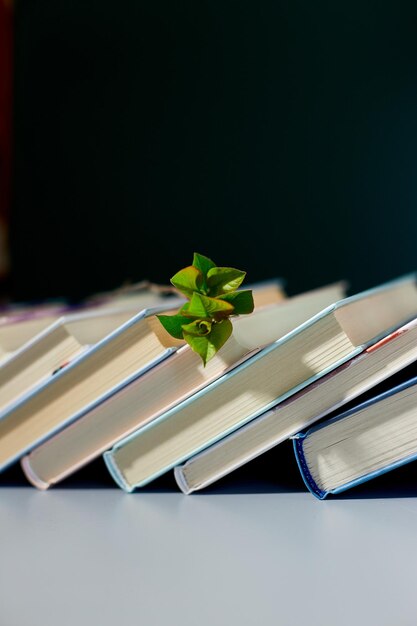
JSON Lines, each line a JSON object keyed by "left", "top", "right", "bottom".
{"left": 1, "top": 274, "right": 417, "bottom": 499}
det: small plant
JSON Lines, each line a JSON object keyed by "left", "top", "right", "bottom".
{"left": 157, "top": 253, "right": 254, "bottom": 365}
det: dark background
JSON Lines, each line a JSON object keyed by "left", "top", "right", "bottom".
{"left": 5, "top": 0, "right": 417, "bottom": 489}
{"left": 10, "top": 0, "right": 417, "bottom": 302}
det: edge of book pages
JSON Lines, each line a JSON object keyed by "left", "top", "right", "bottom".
{"left": 103, "top": 282, "right": 417, "bottom": 491}
{"left": 1, "top": 278, "right": 287, "bottom": 426}
{"left": 103, "top": 272, "right": 417, "bottom": 491}
{"left": 0, "top": 302, "right": 181, "bottom": 415}
{"left": 1, "top": 349, "right": 176, "bottom": 473}
{"left": 19, "top": 280, "right": 345, "bottom": 489}
{"left": 102, "top": 344, "right": 365, "bottom": 491}
{"left": 0, "top": 278, "right": 285, "bottom": 475}
{"left": 174, "top": 318, "right": 417, "bottom": 493}
{"left": 0, "top": 302, "right": 186, "bottom": 470}
{"left": 293, "top": 374, "right": 417, "bottom": 500}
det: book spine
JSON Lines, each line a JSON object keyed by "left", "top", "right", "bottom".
{"left": 104, "top": 446, "right": 180, "bottom": 491}
{"left": 20, "top": 456, "right": 50, "bottom": 490}
{"left": 103, "top": 451, "right": 134, "bottom": 493}
{"left": 292, "top": 435, "right": 327, "bottom": 500}
{"left": 173, "top": 466, "right": 192, "bottom": 495}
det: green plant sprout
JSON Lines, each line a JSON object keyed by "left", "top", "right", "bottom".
{"left": 157, "top": 253, "right": 254, "bottom": 365}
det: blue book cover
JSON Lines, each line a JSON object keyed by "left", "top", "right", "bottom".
{"left": 293, "top": 375, "right": 417, "bottom": 499}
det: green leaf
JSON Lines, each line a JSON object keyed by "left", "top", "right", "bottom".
{"left": 183, "top": 319, "right": 233, "bottom": 366}
{"left": 183, "top": 335, "right": 215, "bottom": 366}
{"left": 181, "top": 319, "right": 212, "bottom": 336}
{"left": 183, "top": 293, "right": 209, "bottom": 319}
{"left": 179, "top": 301, "right": 191, "bottom": 316}
{"left": 218, "top": 290, "right": 254, "bottom": 315}
{"left": 192, "top": 253, "right": 217, "bottom": 293}
{"left": 210, "top": 318, "right": 233, "bottom": 350}
{"left": 170, "top": 266, "right": 203, "bottom": 298}
{"left": 192, "top": 253, "right": 216, "bottom": 277}
{"left": 185, "top": 292, "right": 234, "bottom": 320}
{"left": 156, "top": 314, "right": 190, "bottom": 340}
{"left": 200, "top": 294, "right": 234, "bottom": 320}
{"left": 207, "top": 267, "right": 246, "bottom": 296}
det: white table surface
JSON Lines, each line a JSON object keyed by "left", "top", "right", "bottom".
{"left": 1, "top": 476, "right": 417, "bottom": 626}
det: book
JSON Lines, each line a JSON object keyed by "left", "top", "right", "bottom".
{"left": 85, "top": 278, "right": 286, "bottom": 311}
{"left": 174, "top": 319, "right": 417, "bottom": 493}
{"left": 293, "top": 373, "right": 417, "bottom": 499}
{"left": 0, "top": 306, "right": 68, "bottom": 361}
{"left": 0, "top": 297, "right": 150, "bottom": 362}
{"left": 0, "top": 274, "right": 283, "bottom": 346}
{"left": 246, "top": 278, "right": 286, "bottom": 309}
{"left": 0, "top": 304, "right": 166, "bottom": 416}
{"left": 84, "top": 280, "right": 182, "bottom": 311}
{"left": 102, "top": 274, "right": 417, "bottom": 492}
{"left": 0, "top": 280, "right": 183, "bottom": 362}
{"left": 0, "top": 300, "right": 185, "bottom": 472}
{"left": 0, "top": 300, "right": 66, "bottom": 320}
{"left": 21, "top": 282, "right": 345, "bottom": 488}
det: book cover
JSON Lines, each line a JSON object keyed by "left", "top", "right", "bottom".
{"left": 293, "top": 375, "right": 417, "bottom": 499}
